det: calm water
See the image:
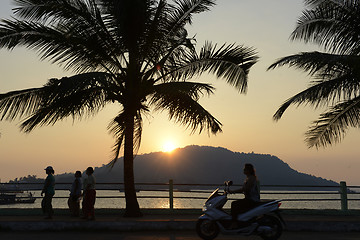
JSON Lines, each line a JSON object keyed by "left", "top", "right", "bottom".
{"left": 1, "top": 190, "right": 360, "bottom": 210}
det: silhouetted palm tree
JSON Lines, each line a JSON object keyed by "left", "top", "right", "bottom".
{"left": 0, "top": 0, "right": 258, "bottom": 216}
{"left": 269, "top": 0, "right": 360, "bottom": 148}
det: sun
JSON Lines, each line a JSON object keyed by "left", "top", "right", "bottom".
{"left": 162, "top": 141, "right": 176, "bottom": 153}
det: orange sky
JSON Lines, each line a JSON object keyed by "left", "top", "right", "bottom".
{"left": 1, "top": 0, "right": 359, "bottom": 185}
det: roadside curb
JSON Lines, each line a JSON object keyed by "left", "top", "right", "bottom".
{"left": 285, "top": 221, "right": 360, "bottom": 232}
{"left": 2, "top": 218, "right": 360, "bottom": 232}
{"left": 1, "top": 209, "right": 360, "bottom": 232}
{"left": 0, "top": 220, "right": 196, "bottom": 231}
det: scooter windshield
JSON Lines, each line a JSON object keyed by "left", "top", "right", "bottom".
{"left": 206, "top": 188, "right": 220, "bottom": 203}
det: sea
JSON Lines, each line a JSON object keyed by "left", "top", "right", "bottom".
{"left": 1, "top": 190, "right": 360, "bottom": 210}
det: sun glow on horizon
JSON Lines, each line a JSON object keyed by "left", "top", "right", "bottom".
{"left": 162, "top": 141, "right": 176, "bottom": 153}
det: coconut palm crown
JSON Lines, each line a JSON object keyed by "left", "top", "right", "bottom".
{"left": 268, "top": 0, "right": 360, "bottom": 149}
{"left": 0, "top": 0, "right": 258, "bottom": 216}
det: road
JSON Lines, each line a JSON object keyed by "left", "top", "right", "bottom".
{"left": 1, "top": 231, "right": 360, "bottom": 240}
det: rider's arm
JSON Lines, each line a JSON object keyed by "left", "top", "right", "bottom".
{"left": 229, "top": 176, "right": 256, "bottom": 194}
{"left": 228, "top": 183, "right": 244, "bottom": 194}
{"left": 229, "top": 187, "right": 243, "bottom": 194}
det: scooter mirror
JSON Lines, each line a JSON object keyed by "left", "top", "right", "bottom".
{"left": 224, "top": 181, "right": 233, "bottom": 186}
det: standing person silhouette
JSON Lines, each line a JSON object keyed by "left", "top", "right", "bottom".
{"left": 68, "top": 171, "right": 82, "bottom": 217}
{"left": 229, "top": 163, "right": 260, "bottom": 225}
{"left": 41, "top": 166, "right": 55, "bottom": 219}
{"left": 82, "top": 167, "right": 96, "bottom": 220}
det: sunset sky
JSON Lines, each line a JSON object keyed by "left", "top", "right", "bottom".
{"left": 1, "top": 0, "right": 359, "bottom": 185}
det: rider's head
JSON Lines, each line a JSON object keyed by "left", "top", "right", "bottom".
{"left": 243, "top": 163, "right": 256, "bottom": 176}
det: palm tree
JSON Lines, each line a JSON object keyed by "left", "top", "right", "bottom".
{"left": 0, "top": 0, "right": 258, "bottom": 217}
{"left": 268, "top": 0, "right": 360, "bottom": 149}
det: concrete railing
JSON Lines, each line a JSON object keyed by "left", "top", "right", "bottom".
{"left": 1, "top": 180, "right": 359, "bottom": 211}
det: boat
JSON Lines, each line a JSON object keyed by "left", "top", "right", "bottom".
{"left": 0, "top": 183, "right": 36, "bottom": 204}
{"left": 0, "top": 193, "right": 16, "bottom": 204}
{"left": 15, "top": 192, "right": 36, "bottom": 203}
{"left": 0, "top": 191, "right": 35, "bottom": 204}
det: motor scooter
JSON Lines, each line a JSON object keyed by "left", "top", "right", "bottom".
{"left": 196, "top": 181, "right": 285, "bottom": 240}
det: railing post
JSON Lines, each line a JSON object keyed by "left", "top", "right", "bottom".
{"left": 169, "top": 179, "right": 174, "bottom": 211}
{"left": 340, "top": 181, "right": 348, "bottom": 211}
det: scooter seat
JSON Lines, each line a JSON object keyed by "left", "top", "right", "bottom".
{"left": 254, "top": 200, "right": 275, "bottom": 206}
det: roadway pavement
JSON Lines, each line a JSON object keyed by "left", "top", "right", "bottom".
{"left": 1, "top": 231, "right": 360, "bottom": 240}
{"left": 0, "top": 209, "right": 360, "bottom": 232}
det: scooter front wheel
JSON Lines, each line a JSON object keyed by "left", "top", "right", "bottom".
{"left": 196, "top": 219, "right": 219, "bottom": 240}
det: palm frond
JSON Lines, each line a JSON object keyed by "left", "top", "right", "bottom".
{"left": 269, "top": 1, "right": 360, "bottom": 148}
{"left": 107, "top": 113, "right": 126, "bottom": 168}
{"left": 168, "top": 0, "right": 215, "bottom": 29}
{"left": 139, "top": 0, "right": 168, "bottom": 57}
{"left": 13, "top": 0, "right": 95, "bottom": 23}
{"left": 0, "top": 19, "right": 116, "bottom": 73}
{"left": 305, "top": 96, "right": 360, "bottom": 148}
{"left": 153, "top": 81, "right": 215, "bottom": 100}
{"left": 268, "top": 51, "right": 359, "bottom": 76}
{"left": 273, "top": 72, "right": 360, "bottom": 120}
{"left": 1, "top": 72, "right": 114, "bottom": 132}
{"left": 0, "top": 87, "right": 43, "bottom": 121}
{"left": 150, "top": 81, "right": 221, "bottom": 134}
{"left": 107, "top": 111, "right": 143, "bottom": 167}
{"left": 99, "top": 0, "right": 155, "bottom": 53}
{"left": 137, "top": 0, "right": 176, "bottom": 74}
{"left": 0, "top": 0, "right": 126, "bottom": 73}
{"left": 292, "top": 0, "right": 360, "bottom": 54}
{"left": 142, "top": 33, "right": 194, "bottom": 83}
{"left": 304, "top": 0, "right": 328, "bottom": 7}
{"left": 163, "top": 41, "right": 258, "bottom": 93}
{"left": 133, "top": 113, "right": 143, "bottom": 154}
{"left": 270, "top": 52, "right": 360, "bottom": 120}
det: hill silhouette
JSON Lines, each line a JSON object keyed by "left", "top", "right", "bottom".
{"left": 54, "top": 145, "right": 338, "bottom": 188}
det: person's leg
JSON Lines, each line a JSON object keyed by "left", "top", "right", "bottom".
{"left": 74, "top": 202, "right": 80, "bottom": 217}
{"left": 231, "top": 200, "right": 243, "bottom": 221}
{"left": 230, "top": 199, "right": 247, "bottom": 229}
{"left": 68, "top": 197, "right": 72, "bottom": 214}
{"left": 241, "top": 199, "right": 258, "bottom": 213}
{"left": 82, "top": 193, "right": 89, "bottom": 219}
{"left": 44, "top": 194, "right": 53, "bottom": 218}
{"left": 69, "top": 197, "right": 78, "bottom": 216}
{"left": 49, "top": 195, "right": 54, "bottom": 217}
{"left": 89, "top": 190, "right": 96, "bottom": 220}
{"left": 41, "top": 197, "right": 45, "bottom": 214}
{"left": 74, "top": 196, "right": 80, "bottom": 217}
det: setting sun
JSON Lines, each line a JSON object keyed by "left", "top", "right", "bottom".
{"left": 162, "top": 141, "right": 176, "bottom": 153}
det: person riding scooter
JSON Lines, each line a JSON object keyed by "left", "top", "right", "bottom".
{"left": 228, "top": 163, "right": 260, "bottom": 224}
{"left": 196, "top": 173, "right": 284, "bottom": 240}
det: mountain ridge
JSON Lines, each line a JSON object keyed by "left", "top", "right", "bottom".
{"left": 52, "top": 145, "right": 338, "bottom": 187}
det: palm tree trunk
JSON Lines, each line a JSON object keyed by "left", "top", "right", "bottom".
{"left": 123, "top": 114, "right": 142, "bottom": 217}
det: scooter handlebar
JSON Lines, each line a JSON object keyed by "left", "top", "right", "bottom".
{"left": 224, "top": 180, "right": 233, "bottom": 186}
{"left": 223, "top": 180, "right": 233, "bottom": 195}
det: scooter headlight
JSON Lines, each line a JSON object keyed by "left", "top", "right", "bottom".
{"left": 202, "top": 202, "right": 212, "bottom": 211}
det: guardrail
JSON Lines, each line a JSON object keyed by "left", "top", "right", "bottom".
{"left": 1, "top": 180, "right": 359, "bottom": 211}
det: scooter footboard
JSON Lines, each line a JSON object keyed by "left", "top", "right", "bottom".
{"left": 199, "top": 214, "right": 211, "bottom": 220}
{"left": 200, "top": 209, "right": 231, "bottom": 220}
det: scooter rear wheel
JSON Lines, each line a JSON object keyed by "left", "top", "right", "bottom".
{"left": 258, "top": 215, "right": 283, "bottom": 240}
{"left": 196, "top": 219, "right": 219, "bottom": 240}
